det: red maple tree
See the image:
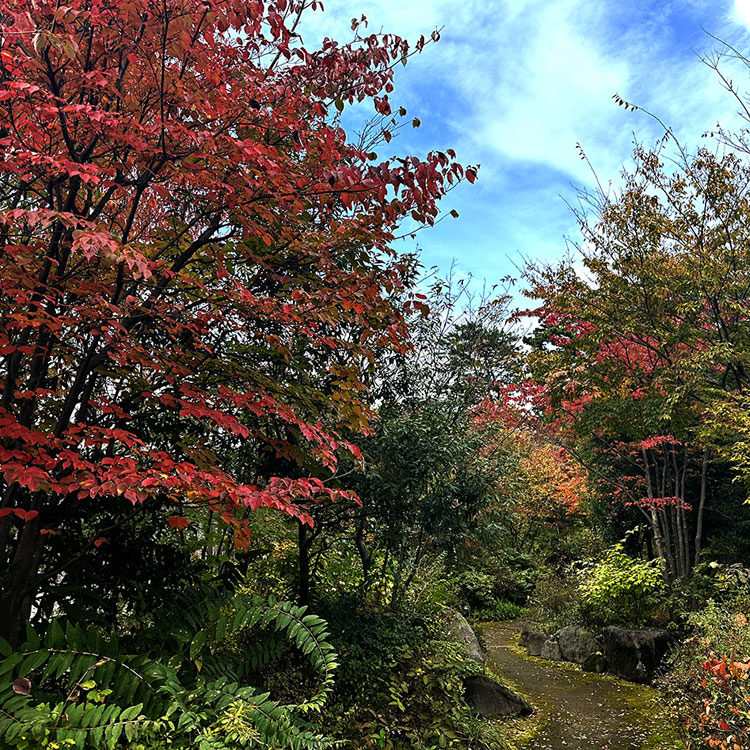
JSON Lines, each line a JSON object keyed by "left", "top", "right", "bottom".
{"left": 0, "top": 0, "right": 471, "bottom": 641}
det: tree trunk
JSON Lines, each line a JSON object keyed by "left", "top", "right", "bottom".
{"left": 642, "top": 446, "right": 668, "bottom": 579}
{"left": 0, "top": 515, "right": 43, "bottom": 646}
{"left": 660, "top": 508, "right": 676, "bottom": 582}
{"left": 644, "top": 526, "right": 654, "bottom": 559}
{"left": 694, "top": 447, "right": 709, "bottom": 567}
{"left": 671, "top": 452, "right": 685, "bottom": 579}
{"left": 678, "top": 449, "right": 691, "bottom": 578}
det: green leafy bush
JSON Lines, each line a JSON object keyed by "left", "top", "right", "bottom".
{"left": 454, "top": 550, "right": 536, "bottom": 608}
{"left": 577, "top": 545, "right": 665, "bottom": 627}
{"left": 454, "top": 556, "right": 534, "bottom": 620}
{"left": 455, "top": 570, "right": 497, "bottom": 612}
{"left": 526, "top": 569, "right": 583, "bottom": 633}
{"left": 315, "top": 597, "right": 505, "bottom": 750}
{"left": 315, "top": 598, "right": 426, "bottom": 707}
{"left": 483, "top": 550, "right": 537, "bottom": 605}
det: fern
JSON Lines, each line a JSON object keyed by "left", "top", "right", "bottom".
{"left": 194, "top": 595, "right": 339, "bottom": 712}
{"left": 0, "top": 598, "right": 341, "bottom": 749}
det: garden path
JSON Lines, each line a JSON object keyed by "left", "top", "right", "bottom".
{"left": 481, "top": 622, "right": 681, "bottom": 750}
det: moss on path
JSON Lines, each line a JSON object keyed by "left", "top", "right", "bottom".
{"left": 480, "top": 622, "right": 682, "bottom": 750}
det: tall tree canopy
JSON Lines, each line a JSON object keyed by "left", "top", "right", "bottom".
{"left": 525, "top": 146, "right": 750, "bottom": 580}
{"left": 0, "top": 0, "right": 471, "bottom": 641}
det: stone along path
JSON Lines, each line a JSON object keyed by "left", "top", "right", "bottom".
{"left": 480, "top": 622, "right": 681, "bottom": 750}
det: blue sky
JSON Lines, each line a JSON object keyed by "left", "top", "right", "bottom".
{"left": 299, "top": 1, "right": 750, "bottom": 289}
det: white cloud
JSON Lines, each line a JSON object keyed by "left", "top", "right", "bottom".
{"left": 463, "top": 1, "right": 631, "bottom": 183}
{"left": 296, "top": 0, "right": 458, "bottom": 47}
{"left": 733, "top": 0, "right": 750, "bottom": 28}
{"left": 295, "top": 1, "right": 750, "bottom": 284}
{"left": 300, "top": 1, "right": 747, "bottom": 186}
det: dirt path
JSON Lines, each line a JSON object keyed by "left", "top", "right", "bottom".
{"left": 480, "top": 622, "right": 681, "bottom": 750}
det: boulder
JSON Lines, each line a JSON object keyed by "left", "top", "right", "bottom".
{"left": 603, "top": 626, "right": 671, "bottom": 683}
{"left": 445, "top": 609, "right": 485, "bottom": 663}
{"left": 463, "top": 675, "right": 533, "bottom": 718}
{"left": 523, "top": 630, "right": 547, "bottom": 657}
{"left": 556, "top": 625, "right": 601, "bottom": 664}
{"left": 540, "top": 638, "right": 562, "bottom": 661}
{"left": 582, "top": 653, "right": 608, "bottom": 674}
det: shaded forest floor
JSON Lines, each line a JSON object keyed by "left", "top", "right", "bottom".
{"left": 480, "top": 622, "right": 682, "bottom": 750}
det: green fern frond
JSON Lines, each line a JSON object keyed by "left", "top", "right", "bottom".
{"left": 0, "top": 595, "right": 339, "bottom": 749}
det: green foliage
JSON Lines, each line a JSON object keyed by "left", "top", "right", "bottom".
{"left": 333, "top": 643, "right": 492, "bottom": 749}
{"left": 317, "top": 273, "right": 519, "bottom": 611}
{"left": 0, "top": 596, "right": 339, "bottom": 750}
{"left": 453, "top": 570, "right": 525, "bottom": 622}
{"left": 455, "top": 570, "right": 497, "bottom": 612}
{"left": 526, "top": 569, "right": 583, "bottom": 634}
{"left": 578, "top": 546, "right": 665, "bottom": 628}
{"left": 485, "top": 550, "right": 537, "bottom": 605}
{"left": 31, "top": 498, "right": 202, "bottom": 633}
{"left": 474, "top": 601, "right": 525, "bottom": 622}
{"left": 523, "top": 144, "right": 750, "bottom": 582}
{"left": 347, "top": 401, "right": 506, "bottom": 608}
{"left": 688, "top": 600, "right": 750, "bottom": 665}
{"left": 353, "top": 640, "right": 473, "bottom": 749}
{"left": 238, "top": 513, "right": 300, "bottom": 601}
{"left": 317, "top": 599, "right": 426, "bottom": 706}
{"left": 710, "top": 563, "right": 750, "bottom": 601}
{"left": 314, "top": 597, "right": 505, "bottom": 750}
{"left": 374, "top": 273, "right": 518, "bottom": 412}
{"left": 454, "top": 550, "right": 536, "bottom": 615}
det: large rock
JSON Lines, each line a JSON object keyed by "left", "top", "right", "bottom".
{"left": 556, "top": 625, "right": 601, "bottom": 664}
{"left": 463, "top": 675, "right": 533, "bottom": 718}
{"left": 445, "top": 609, "right": 485, "bottom": 663}
{"left": 582, "top": 653, "right": 607, "bottom": 674}
{"left": 522, "top": 629, "right": 547, "bottom": 657}
{"left": 540, "top": 638, "right": 562, "bottom": 661}
{"left": 603, "top": 626, "right": 670, "bottom": 683}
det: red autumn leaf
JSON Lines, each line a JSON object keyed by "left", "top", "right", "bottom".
{"left": 12, "top": 509, "right": 39, "bottom": 521}
{"left": 168, "top": 516, "right": 190, "bottom": 530}
{"left": 93, "top": 537, "right": 107, "bottom": 548}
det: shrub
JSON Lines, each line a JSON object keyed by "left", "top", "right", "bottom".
{"left": 525, "top": 569, "right": 583, "bottom": 633}
{"left": 693, "top": 653, "right": 750, "bottom": 749}
{"left": 454, "top": 557, "right": 535, "bottom": 619}
{"left": 316, "top": 596, "right": 505, "bottom": 750}
{"left": 664, "top": 594, "right": 750, "bottom": 749}
{"left": 577, "top": 545, "right": 665, "bottom": 628}
{"left": 316, "top": 598, "right": 426, "bottom": 706}
{"left": 455, "top": 550, "right": 536, "bottom": 608}
{"left": 455, "top": 570, "right": 498, "bottom": 612}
